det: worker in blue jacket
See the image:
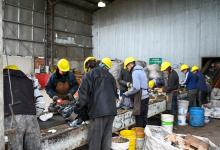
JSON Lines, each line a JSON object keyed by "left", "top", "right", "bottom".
{"left": 191, "top": 65, "right": 208, "bottom": 106}
{"left": 180, "top": 64, "right": 198, "bottom": 107}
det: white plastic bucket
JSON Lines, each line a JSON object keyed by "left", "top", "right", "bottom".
{"left": 178, "top": 100, "right": 189, "bottom": 115}
{"left": 111, "top": 136, "right": 129, "bottom": 150}
{"left": 136, "top": 138, "right": 144, "bottom": 150}
{"left": 178, "top": 115, "right": 187, "bottom": 126}
{"left": 161, "top": 114, "right": 174, "bottom": 133}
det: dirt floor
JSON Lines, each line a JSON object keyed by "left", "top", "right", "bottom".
{"left": 175, "top": 119, "right": 220, "bottom": 147}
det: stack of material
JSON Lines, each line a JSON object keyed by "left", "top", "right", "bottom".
{"left": 109, "top": 59, "right": 123, "bottom": 79}
{"left": 143, "top": 125, "right": 218, "bottom": 150}
{"left": 147, "top": 64, "right": 162, "bottom": 79}
{"left": 165, "top": 134, "right": 210, "bottom": 150}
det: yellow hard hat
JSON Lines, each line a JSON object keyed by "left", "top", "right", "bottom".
{"left": 191, "top": 65, "right": 199, "bottom": 72}
{"left": 102, "top": 57, "right": 112, "bottom": 69}
{"left": 57, "top": 58, "right": 70, "bottom": 72}
{"left": 180, "top": 64, "right": 189, "bottom": 71}
{"left": 161, "top": 61, "right": 171, "bottom": 71}
{"left": 124, "top": 57, "right": 135, "bottom": 69}
{"left": 4, "top": 65, "right": 20, "bottom": 70}
{"left": 148, "top": 80, "right": 155, "bottom": 89}
{"left": 84, "top": 56, "right": 97, "bottom": 73}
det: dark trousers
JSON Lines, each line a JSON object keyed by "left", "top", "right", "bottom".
{"left": 197, "top": 90, "right": 208, "bottom": 106}
{"left": 171, "top": 92, "right": 178, "bottom": 122}
{"left": 135, "top": 98, "right": 149, "bottom": 128}
{"left": 88, "top": 116, "right": 115, "bottom": 150}
{"left": 188, "top": 89, "right": 198, "bottom": 107}
{"left": 5, "top": 115, "right": 41, "bottom": 150}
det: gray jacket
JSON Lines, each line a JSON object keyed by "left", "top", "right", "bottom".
{"left": 124, "top": 65, "right": 149, "bottom": 99}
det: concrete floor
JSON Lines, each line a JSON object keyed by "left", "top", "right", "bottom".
{"left": 40, "top": 91, "right": 220, "bottom": 148}
{"left": 175, "top": 119, "right": 220, "bottom": 147}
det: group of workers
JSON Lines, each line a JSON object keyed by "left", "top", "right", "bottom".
{"left": 3, "top": 56, "right": 213, "bottom": 150}
{"left": 148, "top": 61, "right": 209, "bottom": 121}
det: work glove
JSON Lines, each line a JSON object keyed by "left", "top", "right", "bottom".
{"left": 52, "top": 95, "right": 59, "bottom": 102}
{"left": 67, "top": 93, "right": 74, "bottom": 101}
{"left": 126, "top": 82, "right": 132, "bottom": 88}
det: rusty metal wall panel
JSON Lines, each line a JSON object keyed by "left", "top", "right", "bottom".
{"left": 67, "top": 47, "right": 84, "bottom": 60}
{"left": 3, "top": 39, "right": 19, "bottom": 55}
{"left": 33, "top": 43, "right": 44, "bottom": 57}
{"left": 20, "top": 8, "right": 32, "bottom": 24}
{"left": 33, "top": 27, "right": 44, "bottom": 42}
{"left": 19, "top": 41, "right": 33, "bottom": 56}
{"left": 4, "top": 22, "right": 18, "bottom": 39}
{"left": 4, "top": 5, "right": 18, "bottom": 22}
{"left": 20, "top": 0, "right": 33, "bottom": 9}
{"left": 33, "top": 12, "right": 44, "bottom": 27}
{"left": 19, "top": 25, "right": 32, "bottom": 40}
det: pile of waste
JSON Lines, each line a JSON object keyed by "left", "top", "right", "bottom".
{"left": 143, "top": 125, "right": 218, "bottom": 150}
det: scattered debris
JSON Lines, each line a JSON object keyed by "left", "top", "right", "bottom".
{"left": 48, "top": 129, "right": 57, "bottom": 134}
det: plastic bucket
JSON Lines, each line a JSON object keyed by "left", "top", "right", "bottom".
{"left": 161, "top": 114, "right": 174, "bottom": 133}
{"left": 178, "top": 100, "right": 189, "bottom": 115}
{"left": 189, "top": 107, "right": 205, "bottom": 127}
{"left": 132, "top": 127, "right": 144, "bottom": 150}
{"left": 111, "top": 136, "right": 129, "bottom": 150}
{"left": 35, "top": 73, "right": 50, "bottom": 89}
{"left": 178, "top": 115, "right": 187, "bottom": 126}
{"left": 120, "top": 130, "right": 136, "bottom": 150}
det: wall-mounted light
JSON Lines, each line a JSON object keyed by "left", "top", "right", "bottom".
{"left": 98, "top": 1, "right": 106, "bottom": 7}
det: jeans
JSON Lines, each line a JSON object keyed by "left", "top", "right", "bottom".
{"left": 135, "top": 98, "right": 149, "bottom": 127}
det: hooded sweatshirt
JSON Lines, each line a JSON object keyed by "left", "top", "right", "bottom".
{"left": 124, "top": 65, "right": 149, "bottom": 99}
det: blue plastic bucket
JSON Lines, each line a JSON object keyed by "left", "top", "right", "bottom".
{"left": 189, "top": 107, "right": 204, "bottom": 127}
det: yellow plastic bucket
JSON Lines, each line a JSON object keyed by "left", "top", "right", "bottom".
{"left": 132, "top": 127, "right": 145, "bottom": 150}
{"left": 120, "top": 130, "right": 136, "bottom": 150}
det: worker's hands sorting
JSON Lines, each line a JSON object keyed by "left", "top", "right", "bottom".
{"left": 52, "top": 95, "right": 59, "bottom": 101}
{"left": 67, "top": 93, "right": 74, "bottom": 101}
{"left": 126, "top": 82, "right": 132, "bottom": 88}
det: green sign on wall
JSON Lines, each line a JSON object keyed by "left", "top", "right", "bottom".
{"left": 149, "top": 58, "right": 162, "bottom": 65}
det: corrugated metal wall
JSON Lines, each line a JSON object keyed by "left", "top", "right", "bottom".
{"left": 92, "top": 0, "right": 220, "bottom": 67}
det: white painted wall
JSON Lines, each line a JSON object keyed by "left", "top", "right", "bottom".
{"left": 92, "top": 0, "right": 220, "bottom": 68}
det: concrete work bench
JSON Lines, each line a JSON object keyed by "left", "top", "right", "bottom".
{"left": 41, "top": 99, "right": 166, "bottom": 150}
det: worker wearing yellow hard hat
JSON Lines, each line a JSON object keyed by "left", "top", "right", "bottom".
{"left": 75, "top": 56, "right": 117, "bottom": 149}
{"left": 46, "top": 58, "right": 79, "bottom": 112}
{"left": 191, "top": 65, "right": 208, "bottom": 106}
{"left": 4, "top": 64, "right": 42, "bottom": 149}
{"left": 101, "top": 57, "right": 112, "bottom": 69}
{"left": 123, "top": 57, "right": 149, "bottom": 127}
{"left": 124, "top": 57, "right": 135, "bottom": 70}
{"left": 180, "top": 63, "right": 198, "bottom": 107}
{"left": 160, "top": 61, "right": 179, "bottom": 120}
{"left": 148, "top": 80, "right": 155, "bottom": 89}
{"left": 4, "top": 65, "right": 20, "bottom": 70}
{"left": 191, "top": 65, "right": 199, "bottom": 73}
{"left": 83, "top": 56, "right": 97, "bottom": 73}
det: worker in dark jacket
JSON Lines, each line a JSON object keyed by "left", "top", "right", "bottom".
{"left": 181, "top": 64, "right": 198, "bottom": 107}
{"left": 191, "top": 65, "right": 208, "bottom": 105}
{"left": 46, "top": 58, "right": 78, "bottom": 112}
{"left": 75, "top": 57, "right": 117, "bottom": 150}
{"left": 123, "top": 57, "right": 149, "bottom": 127}
{"left": 4, "top": 65, "right": 41, "bottom": 150}
{"left": 118, "top": 67, "right": 132, "bottom": 95}
{"left": 161, "top": 61, "right": 179, "bottom": 119}
{"left": 70, "top": 56, "right": 98, "bottom": 127}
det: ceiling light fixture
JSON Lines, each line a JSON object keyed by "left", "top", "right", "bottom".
{"left": 98, "top": 1, "right": 106, "bottom": 7}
